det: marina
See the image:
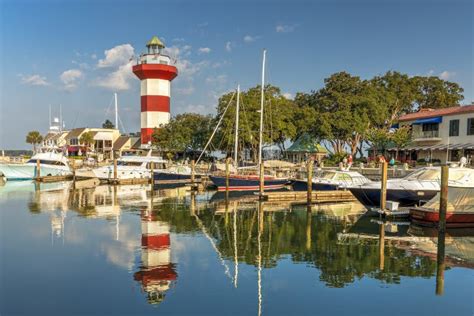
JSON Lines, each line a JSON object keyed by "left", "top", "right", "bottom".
{"left": 1, "top": 1, "right": 473, "bottom": 314}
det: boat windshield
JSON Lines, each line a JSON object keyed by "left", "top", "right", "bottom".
{"left": 319, "top": 171, "right": 336, "bottom": 180}
{"left": 117, "top": 161, "right": 143, "bottom": 167}
{"left": 335, "top": 173, "right": 352, "bottom": 181}
{"left": 404, "top": 169, "right": 440, "bottom": 181}
{"left": 27, "top": 159, "right": 66, "bottom": 166}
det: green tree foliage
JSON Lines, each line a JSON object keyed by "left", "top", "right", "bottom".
{"left": 367, "top": 128, "right": 392, "bottom": 154}
{"left": 412, "top": 76, "right": 464, "bottom": 110}
{"left": 215, "top": 85, "right": 298, "bottom": 159}
{"left": 391, "top": 125, "right": 412, "bottom": 159}
{"left": 79, "top": 131, "right": 95, "bottom": 155}
{"left": 25, "top": 131, "right": 43, "bottom": 153}
{"left": 102, "top": 119, "right": 115, "bottom": 129}
{"left": 151, "top": 113, "right": 213, "bottom": 153}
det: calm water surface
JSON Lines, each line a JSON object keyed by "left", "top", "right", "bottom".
{"left": 0, "top": 181, "right": 473, "bottom": 315}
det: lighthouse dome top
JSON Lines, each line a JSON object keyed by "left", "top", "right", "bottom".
{"left": 146, "top": 36, "right": 165, "bottom": 48}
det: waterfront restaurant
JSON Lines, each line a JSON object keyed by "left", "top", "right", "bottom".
{"left": 65, "top": 127, "right": 121, "bottom": 160}
{"left": 394, "top": 104, "right": 474, "bottom": 165}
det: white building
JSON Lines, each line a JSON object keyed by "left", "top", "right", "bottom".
{"left": 397, "top": 104, "right": 474, "bottom": 165}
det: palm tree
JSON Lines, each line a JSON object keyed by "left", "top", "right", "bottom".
{"left": 79, "top": 131, "right": 94, "bottom": 157}
{"left": 26, "top": 131, "right": 43, "bottom": 154}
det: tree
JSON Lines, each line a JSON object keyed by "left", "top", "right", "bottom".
{"left": 79, "top": 131, "right": 94, "bottom": 156}
{"left": 412, "top": 76, "right": 464, "bottom": 110}
{"left": 215, "top": 85, "right": 298, "bottom": 159}
{"left": 26, "top": 131, "right": 43, "bottom": 153}
{"left": 151, "top": 113, "right": 213, "bottom": 154}
{"left": 367, "top": 128, "right": 391, "bottom": 158}
{"left": 390, "top": 126, "right": 412, "bottom": 160}
{"left": 102, "top": 119, "right": 115, "bottom": 129}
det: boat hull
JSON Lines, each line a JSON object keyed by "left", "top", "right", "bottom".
{"left": 348, "top": 187, "right": 438, "bottom": 207}
{"left": 0, "top": 164, "right": 71, "bottom": 180}
{"left": 410, "top": 208, "right": 474, "bottom": 228}
{"left": 209, "top": 175, "right": 288, "bottom": 191}
{"left": 291, "top": 180, "right": 338, "bottom": 191}
{"left": 153, "top": 171, "right": 191, "bottom": 182}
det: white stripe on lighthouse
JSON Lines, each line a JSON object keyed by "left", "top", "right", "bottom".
{"left": 141, "top": 111, "right": 170, "bottom": 128}
{"left": 140, "top": 79, "right": 171, "bottom": 97}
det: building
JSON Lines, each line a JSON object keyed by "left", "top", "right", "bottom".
{"left": 285, "top": 133, "right": 328, "bottom": 163}
{"left": 112, "top": 135, "right": 141, "bottom": 156}
{"left": 396, "top": 104, "right": 474, "bottom": 165}
{"left": 65, "top": 127, "right": 120, "bottom": 160}
{"left": 133, "top": 36, "right": 178, "bottom": 147}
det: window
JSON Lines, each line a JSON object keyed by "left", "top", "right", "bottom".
{"left": 449, "top": 119, "right": 460, "bottom": 137}
{"left": 70, "top": 138, "right": 78, "bottom": 145}
{"left": 468, "top": 118, "right": 474, "bottom": 136}
{"left": 422, "top": 123, "right": 439, "bottom": 131}
{"left": 104, "top": 140, "right": 112, "bottom": 148}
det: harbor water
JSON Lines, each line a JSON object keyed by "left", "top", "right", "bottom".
{"left": 0, "top": 181, "right": 472, "bottom": 315}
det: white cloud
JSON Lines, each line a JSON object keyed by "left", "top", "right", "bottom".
{"left": 243, "top": 35, "right": 258, "bottom": 43}
{"left": 283, "top": 92, "right": 293, "bottom": 99}
{"left": 225, "top": 41, "right": 233, "bottom": 52}
{"left": 94, "top": 61, "right": 134, "bottom": 91}
{"left": 172, "top": 38, "right": 185, "bottom": 42}
{"left": 206, "top": 74, "right": 227, "bottom": 85}
{"left": 91, "top": 54, "right": 97, "bottom": 59}
{"left": 19, "top": 74, "right": 50, "bottom": 86}
{"left": 427, "top": 69, "right": 435, "bottom": 76}
{"left": 198, "top": 47, "right": 211, "bottom": 54}
{"left": 97, "top": 44, "right": 134, "bottom": 68}
{"left": 439, "top": 71, "right": 455, "bottom": 80}
{"left": 175, "top": 86, "right": 195, "bottom": 95}
{"left": 276, "top": 24, "right": 296, "bottom": 33}
{"left": 60, "top": 69, "right": 83, "bottom": 91}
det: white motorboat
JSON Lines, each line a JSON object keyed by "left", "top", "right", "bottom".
{"left": 348, "top": 159, "right": 474, "bottom": 207}
{"left": 92, "top": 155, "right": 169, "bottom": 180}
{"left": 0, "top": 151, "right": 71, "bottom": 181}
{"left": 292, "top": 169, "right": 371, "bottom": 191}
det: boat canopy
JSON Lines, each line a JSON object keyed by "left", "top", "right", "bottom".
{"left": 423, "top": 187, "right": 474, "bottom": 213}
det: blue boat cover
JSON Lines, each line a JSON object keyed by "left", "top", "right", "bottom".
{"left": 413, "top": 116, "right": 442, "bottom": 124}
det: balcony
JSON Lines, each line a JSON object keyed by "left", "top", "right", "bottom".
{"left": 412, "top": 130, "right": 441, "bottom": 141}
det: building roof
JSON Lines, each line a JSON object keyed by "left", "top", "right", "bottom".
{"left": 130, "top": 137, "right": 142, "bottom": 149}
{"left": 113, "top": 136, "right": 131, "bottom": 150}
{"left": 286, "top": 134, "right": 328, "bottom": 153}
{"left": 399, "top": 104, "right": 474, "bottom": 122}
{"left": 65, "top": 128, "right": 87, "bottom": 140}
{"left": 147, "top": 36, "right": 165, "bottom": 48}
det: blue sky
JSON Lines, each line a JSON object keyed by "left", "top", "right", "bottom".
{"left": 1, "top": 0, "right": 472, "bottom": 149}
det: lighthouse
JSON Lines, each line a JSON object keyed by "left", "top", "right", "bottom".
{"left": 133, "top": 36, "right": 178, "bottom": 146}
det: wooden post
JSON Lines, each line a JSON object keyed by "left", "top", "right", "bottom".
{"left": 150, "top": 161, "right": 154, "bottom": 185}
{"left": 113, "top": 157, "right": 117, "bottom": 182}
{"left": 305, "top": 210, "right": 312, "bottom": 251}
{"left": 36, "top": 159, "right": 41, "bottom": 179}
{"left": 379, "top": 223, "right": 385, "bottom": 271}
{"left": 225, "top": 157, "right": 231, "bottom": 192}
{"left": 380, "top": 162, "right": 388, "bottom": 211}
{"left": 436, "top": 230, "right": 446, "bottom": 295}
{"left": 439, "top": 165, "right": 449, "bottom": 233}
{"left": 191, "top": 159, "right": 195, "bottom": 184}
{"left": 307, "top": 159, "right": 313, "bottom": 206}
{"left": 259, "top": 162, "right": 264, "bottom": 198}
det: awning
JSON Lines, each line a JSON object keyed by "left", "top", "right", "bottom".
{"left": 412, "top": 116, "right": 442, "bottom": 124}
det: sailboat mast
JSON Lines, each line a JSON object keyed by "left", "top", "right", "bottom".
{"left": 234, "top": 84, "right": 240, "bottom": 168}
{"left": 114, "top": 92, "right": 119, "bottom": 131}
{"left": 258, "top": 50, "right": 266, "bottom": 169}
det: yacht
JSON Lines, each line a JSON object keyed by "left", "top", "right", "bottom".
{"left": 0, "top": 151, "right": 71, "bottom": 181}
{"left": 292, "top": 169, "right": 370, "bottom": 191}
{"left": 348, "top": 160, "right": 474, "bottom": 207}
{"left": 92, "top": 155, "right": 168, "bottom": 180}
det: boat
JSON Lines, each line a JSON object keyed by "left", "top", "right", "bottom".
{"left": 347, "top": 161, "right": 474, "bottom": 207}
{"left": 0, "top": 151, "right": 72, "bottom": 181}
{"left": 292, "top": 168, "right": 370, "bottom": 191}
{"left": 410, "top": 170, "right": 474, "bottom": 228}
{"left": 207, "top": 50, "right": 288, "bottom": 191}
{"left": 92, "top": 155, "right": 168, "bottom": 180}
{"left": 153, "top": 165, "right": 192, "bottom": 182}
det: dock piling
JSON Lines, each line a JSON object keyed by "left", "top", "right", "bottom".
{"left": 380, "top": 162, "right": 388, "bottom": 211}
{"left": 439, "top": 165, "right": 449, "bottom": 233}
{"left": 225, "top": 157, "right": 231, "bottom": 192}
{"left": 36, "top": 159, "right": 41, "bottom": 178}
{"left": 191, "top": 159, "right": 195, "bottom": 184}
{"left": 113, "top": 158, "right": 118, "bottom": 181}
{"left": 306, "top": 159, "right": 314, "bottom": 206}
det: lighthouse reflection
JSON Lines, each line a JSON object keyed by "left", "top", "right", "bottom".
{"left": 134, "top": 206, "right": 177, "bottom": 305}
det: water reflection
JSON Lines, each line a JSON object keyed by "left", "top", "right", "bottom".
{"left": 1, "top": 180, "right": 473, "bottom": 314}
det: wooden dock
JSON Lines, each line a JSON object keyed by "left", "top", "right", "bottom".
{"left": 35, "top": 175, "right": 73, "bottom": 183}
{"left": 261, "top": 190, "right": 356, "bottom": 204}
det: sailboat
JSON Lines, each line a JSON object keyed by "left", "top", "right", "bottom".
{"left": 209, "top": 50, "right": 289, "bottom": 191}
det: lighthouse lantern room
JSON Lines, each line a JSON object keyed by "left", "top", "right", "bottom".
{"left": 133, "top": 36, "right": 178, "bottom": 146}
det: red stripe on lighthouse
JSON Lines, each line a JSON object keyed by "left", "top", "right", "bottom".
{"left": 141, "top": 96, "right": 170, "bottom": 112}
{"left": 141, "top": 128, "right": 155, "bottom": 144}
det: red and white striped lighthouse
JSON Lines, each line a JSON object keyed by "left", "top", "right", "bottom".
{"left": 133, "top": 36, "right": 178, "bottom": 146}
